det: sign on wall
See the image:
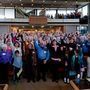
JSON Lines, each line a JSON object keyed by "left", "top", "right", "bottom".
{"left": 29, "top": 16, "right": 47, "bottom": 25}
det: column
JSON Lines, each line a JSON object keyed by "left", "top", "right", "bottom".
{"left": 35, "top": 9, "right": 37, "bottom": 16}
{"left": 56, "top": 9, "right": 58, "bottom": 19}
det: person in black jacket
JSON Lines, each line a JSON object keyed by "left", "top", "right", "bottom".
{"left": 50, "top": 39, "right": 61, "bottom": 82}
{"left": 25, "top": 41, "right": 36, "bottom": 83}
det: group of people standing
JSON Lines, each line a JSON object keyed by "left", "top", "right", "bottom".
{"left": 0, "top": 31, "right": 90, "bottom": 84}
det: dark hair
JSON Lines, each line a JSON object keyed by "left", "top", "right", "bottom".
{"left": 15, "top": 50, "right": 19, "bottom": 54}
{"left": 51, "top": 39, "right": 57, "bottom": 45}
{"left": 14, "top": 42, "right": 20, "bottom": 47}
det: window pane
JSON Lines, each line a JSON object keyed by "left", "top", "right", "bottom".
{"left": 78, "top": 8, "right": 82, "bottom": 12}
{"left": 0, "top": 9, "right": 4, "bottom": 19}
{"left": 66, "top": 10, "right": 75, "bottom": 14}
{"left": 37, "top": 10, "right": 42, "bottom": 16}
{"left": 5, "top": 9, "right": 15, "bottom": 19}
{"left": 82, "top": 5, "right": 88, "bottom": 16}
{"left": 46, "top": 10, "right": 56, "bottom": 18}
{"left": 58, "top": 10, "right": 66, "bottom": 15}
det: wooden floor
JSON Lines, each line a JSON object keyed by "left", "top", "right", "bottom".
{"left": 8, "top": 79, "right": 73, "bottom": 90}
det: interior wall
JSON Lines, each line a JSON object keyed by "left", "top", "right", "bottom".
{"left": 0, "top": 25, "right": 10, "bottom": 34}
{"left": 65, "top": 25, "right": 77, "bottom": 33}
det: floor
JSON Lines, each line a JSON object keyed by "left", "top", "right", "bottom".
{"left": 8, "top": 79, "right": 73, "bottom": 90}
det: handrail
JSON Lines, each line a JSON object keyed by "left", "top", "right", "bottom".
{"left": 70, "top": 80, "right": 80, "bottom": 90}
{"left": 0, "top": 84, "right": 8, "bottom": 90}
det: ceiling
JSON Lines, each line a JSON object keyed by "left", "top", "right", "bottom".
{"left": 0, "top": 0, "right": 89, "bottom": 8}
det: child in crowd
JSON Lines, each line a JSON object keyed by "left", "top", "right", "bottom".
{"left": 13, "top": 50, "right": 23, "bottom": 82}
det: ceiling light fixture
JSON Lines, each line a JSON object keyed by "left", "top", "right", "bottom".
{"left": 11, "top": 3, "right": 12, "bottom": 5}
{"left": 31, "top": 0, "right": 34, "bottom": 2}
{"left": 31, "top": 3, "right": 33, "bottom": 6}
{"left": 41, "top": 25, "right": 44, "bottom": 28}
{"left": 21, "top": 3, "right": 23, "bottom": 6}
{"left": 76, "top": 0, "right": 78, "bottom": 4}
{"left": 65, "top": 0, "right": 67, "bottom": 3}
{"left": 43, "top": 0, "right": 45, "bottom": 3}
{"left": 32, "top": 25, "right": 34, "bottom": 28}
{"left": 0, "top": 3, "right": 2, "bottom": 6}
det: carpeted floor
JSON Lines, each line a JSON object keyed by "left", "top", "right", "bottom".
{"left": 8, "top": 79, "right": 73, "bottom": 90}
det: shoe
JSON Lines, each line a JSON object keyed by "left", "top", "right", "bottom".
{"left": 27, "top": 80, "right": 31, "bottom": 83}
{"left": 42, "top": 78, "right": 46, "bottom": 82}
{"left": 67, "top": 78, "right": 70, "bottom": 84}
{"left": 52, "top": 79, "right": 55, "bottom": 82}
{"left": 32, "top": 79, "right": 36, "bottom": 83}
{"left": 37, "top": 78, "right": 40, "bottom": 81}
{"left": 64, "top": 77, "right": 67, "bottom": 83}
{"left": 55, "top": 80, "right": 58, "bottom": 83}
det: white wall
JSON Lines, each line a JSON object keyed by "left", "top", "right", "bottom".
{"left": 65, "top": 25, "right": 77, "bottom": 33}
{"left": 0, "top": 25, "right": 10, "bottom": 34}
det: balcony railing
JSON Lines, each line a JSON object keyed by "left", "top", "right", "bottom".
{"left": 0, "top": 18, "right": 79, "bottom": 25}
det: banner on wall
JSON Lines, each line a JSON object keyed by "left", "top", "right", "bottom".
{"left": 29, "top": 16, "right": 47, "bottom": 25}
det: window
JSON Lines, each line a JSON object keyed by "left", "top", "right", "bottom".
{"left": 66, "top": 10, "right": 75, "bottom": 14}
{"left": 82, "top": 5, "right": 88, "bottom": 16}
{"left": 5, "top": 9, "right": 15, "bottom": 19}
{"left": 77, "top": 26, "right": 88, "bottom": 34}
{"left": 78, "top": 8, "right": 82, "bottom": 12}
{"left": 58, "top": 10, "right": 66, "bottom": 15}
{"left": 0, "top": 9, "right": 5, "bottom": 19}
{"left": 78, "top": 5, "right": 88, "bottom": 17}
{"left": 37, "top": 10, "right": 42, "bottom": 16}
{"left": 0, "top": 8, "right": 15, "bottom": 19}
{"left": 46, "top": 9, "right": 56, "bottom": 18}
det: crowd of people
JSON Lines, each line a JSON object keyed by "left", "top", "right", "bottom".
{"left": 0, "top": 30, "right": 90, "bottom": 84}
{"left": 46, "top": 12, "right": 81, "bottom": 19}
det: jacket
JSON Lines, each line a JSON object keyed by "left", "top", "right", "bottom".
{"left": 0, "top": 50, "right": 12, "bottom": 64}
{"left": 34, "top": 39, "right": 50, "bottom": 61}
